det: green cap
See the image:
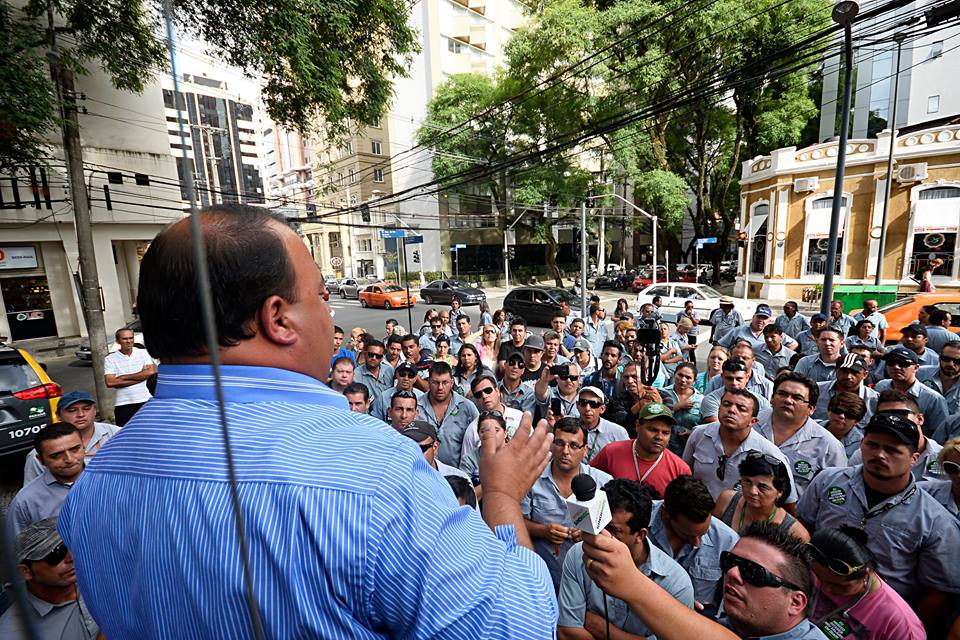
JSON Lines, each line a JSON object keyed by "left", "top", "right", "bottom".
{"left": 637, "top": 402, "right": 676, "bottom": 425}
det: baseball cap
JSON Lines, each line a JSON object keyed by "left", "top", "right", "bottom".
{"left": 578, "top": 386, "right": 606, "bottom": 403}
{"left": 57, "top": 390, "right": 96, "bottom": 411}
{"left": 811, "top": 313, "right": 828, "bottom": 323}
{"left": 837, "top": 353, "right": 868, "bottom": 373}
{"left": 572, "top": 339, "right": 592, "bottom": 353}
{"left": 524, "top": 335, "right": 545, "bottom": 351}
{"left": 395, "top": 362, "right": 417, "bottom": 376}
{"left": 15, "top": 517, "right": 63, "bottom": 564}
{"left": 883, "top": 345, "right": 919, "bottom": 365}
{"left": 506, "top": 352, "right": 525, "bottom": 365}
{"left": 401, "top": 420, "right": 438, "bottom": 443}
{"left": 864, "top": 412, "right": 920, "bottom": 448}
{"left": 719, "top": 296, "right": 734, "bottom": 306}
{"left": 755, "top": 304, "right": 773, "bottom": 318}
{"left": 637, "top": 402, "right": 677, "bottom": 425}
{"left": 901, "top": 323, "right": 928, "bottom": 337}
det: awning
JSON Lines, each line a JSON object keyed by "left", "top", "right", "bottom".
{"left": 912, "top": 200, "right": 960, "bottom": 233}
{"left": 748, "top": 214, "right": 768, "bottom": 236}
{"left": 805, "top": 208, "right": 833, "bottom": 239}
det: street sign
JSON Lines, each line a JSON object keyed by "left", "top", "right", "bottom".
{"left": 330, "top": 256, "right": 343, "bottom": 268}
{"left": 403, "top": 235, "right": 424, "bottom": 245}
{"left": 696, "top": 237, "right": 718, "bottom": 246}
{"left": 380, "top": 229, "right": 405, "bottom": 239}
{"left": 456, "top": 243, "right": 467, "bottom": 249}
{"left": 450, "top": 246, "right": 459, "bottom": 252}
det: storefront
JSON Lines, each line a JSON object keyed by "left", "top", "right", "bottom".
{"left": 0, "top": 247, "right": 58, "bottom": 341}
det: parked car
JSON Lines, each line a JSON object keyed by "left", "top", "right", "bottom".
{"left": 631, "top": 266, "right": 669, "bottom": 291}
{"left": 881, "top": 293, "right": 960, "bottom": 345}
{"left": 338, "top": 278, "right": 377, "bottom": 299}
{"left": 359, "top": 283, "right": 416, "bottom": 309}
{"left": 75, "top": 319, "right": 146, "bottom": 361}
{"left": 1, "top": 344, "right": 62, "bottom": 456}
{"left": 635, "top": 282, "right": 746, "bottom": 322}
{"left": 419, "top": 279, "right": 486, "bottom": 306}
{"left": 502, "top": 286, "right": 581, "bottom": 327}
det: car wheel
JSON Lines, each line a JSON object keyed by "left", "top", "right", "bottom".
{"left": 360, "top": 299, "right": 367, "bottom": 308}
{"left": 340, "top": 290, "right": 346, "bottom": 299}
{"left": 384, "top": 300, "right": 392, "bottom": 309}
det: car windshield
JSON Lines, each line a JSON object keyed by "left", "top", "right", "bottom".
{"left": 698, "top": 285, "right": 723, "bottom": 298}
{"left": 547, "top": 288, "right": 579, "bottom": 305}
{"left": 384, "top": 285, "right": 404, "bottom": 292}
{"left": 447, "top": 280, "right": 468, "bottom": 288}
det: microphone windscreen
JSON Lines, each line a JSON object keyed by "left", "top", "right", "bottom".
{"left": 571, "top": 474, "right": 597, "bottom": 502}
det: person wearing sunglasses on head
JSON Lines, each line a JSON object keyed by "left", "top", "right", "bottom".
{"left": 522, "top": 417, "right": 613, "bottom": 590}
{"left": 535, "top": 362, "right": 582, "bottom": 422}
{"left": 354, "top": 338, "right": 394, "bottom": 399}
{"left": 917, "top": 436, "right": 960, "bottom": 521}
{"left": 798, "top": 412, "right": 960, "bottom": 634}
{"left": 918, "top": 339, "right": 960, "bottom": 422}
{"left": 874, "top": 345, "right": 950, "bottom": 443}
{"left": 699, "top": 358, "right": 772, "bottom": 424}
{"left": 460, "top": 377, "right": 525, "bottom": 477}
{"left": 576, "top": 386, "right": 629, "bottom": 464}
{"left": 0, "top": 517, "right": 99, "bottom": 639}
{"left": 754, "top": 372, "right": 846, "bottom": 497}
{"left": 808, "top": 526, "right": 924, "bottom": 640}
{"left": 401, "top": 420, "right": 470, "bottom": 483}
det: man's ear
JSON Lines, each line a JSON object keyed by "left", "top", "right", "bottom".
{"left": 257, "top": 295, "right": 297, "bottom": 346}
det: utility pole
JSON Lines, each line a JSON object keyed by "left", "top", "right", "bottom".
{"left": 47, "top": 2, "right": 111, "bottom": 414}
{"left": 580, "top": 202, "right": 588, "bottom": 318}
{"left": 875, "top": 33, "right": 905, "bottom": 285}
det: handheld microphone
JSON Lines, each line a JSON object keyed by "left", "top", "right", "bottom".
{"left": 564, "top": 474, "right": 612, "bottom": 535}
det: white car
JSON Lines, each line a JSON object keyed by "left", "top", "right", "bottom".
{"left": 635, "top": 282, "right": 748, "bottom": 323}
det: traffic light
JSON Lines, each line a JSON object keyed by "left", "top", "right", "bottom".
{"left": 413, "top": 250, "right": 420, "bottom": 263}
{"left": 737, "top": 230, "right": 747, "bottom": 248}
{"left": 507, "top": 245, "right": 515, "bottom": 260}
{"left": 360, "top": 203, "right": 371, "bottom": 223}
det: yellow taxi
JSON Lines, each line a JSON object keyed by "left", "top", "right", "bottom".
{"left": 0, "top": 344, "right": 62, "bottom": 456}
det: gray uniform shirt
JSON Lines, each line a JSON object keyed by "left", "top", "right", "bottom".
{"left": 558, "top": 541, "right": 694, "bottom": 637}
{"left": 521, "top": 463, "right": 612, "bottom": 589}
{"left": 7, "top": 468, "right": 74, "bottom": 538}
{"left": 23, "top": 421, "right": 119, "bottom": 485}
{"left": 416, "top": 392, "right": 479, "bottom": 468}
{"left": 647, "top": 501, "right": 739, "bottom": 619}
{"left": 756, "top": 345, "right": 796, "bottom": 380}
{"left": 709, "top": 309, "right": 743, "bottom": 345}
{"left": 793, "top": 355, "right": 839, "bottom": 384}
{"left": 753, "top": 409, "right": 848, "bottom": 497}
{"left": 719, "top": 325, "right": 767, "bottom": 352}
{"left": 873, "top": 379, "right": 950, "bottom": 444}
{"left": 795, "top": 330, "right": 819, "bottom": 356}
{"left": 918, "top": 365, "right": 960, "bottom": 417}
{"left": 797, "top": 465, "right": 960, "bottom": 603}
{"left": 918, "top": 478, "right": 960, "bottom": 519}
{"left": 817, "top": 419, "right": 864, "bottom": 459}
{"left": 682, "top": 422, "right": 799, "bottom": 503}
{"left": 774, "top": 313, "right": 811, "bottom": 340}
{"left": 812, "top": 380, "right": 878, "bottom": 429}
{"left": 924, "top": 325, "right": 960, "bottom": 354}
{"left": 0, "top": 591, "right": 98, "bottom": 640}
{"left": 369, "top": 386, "right": 425, "bottom": 422}
{"left": 354, "top": 362, "right": 395, "bottom": 399}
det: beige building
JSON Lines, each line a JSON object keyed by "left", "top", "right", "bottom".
{"left": 737, "top": 121, "right": 960, "bottom": 299}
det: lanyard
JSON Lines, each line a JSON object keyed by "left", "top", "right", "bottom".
{"left": 632, "top": 441, "right": 664, "bottom": 484}
{"left": 811, "top": 577, "right": 874, "bottom": 640}
{"left": 860, "top": 485, "right": 917, "bottom": 527}
{"left": 587, "top": 428, "right": 602, "bottom": 459}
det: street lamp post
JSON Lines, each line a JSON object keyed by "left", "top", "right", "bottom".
{"left": 821, "top": 0, "right": 859, "bottom": 315}
{"left": 597, "top": 192, "right": 658, "bottom": 286}
{"left": 875, "top": 33, "right": 905, "bottom": 285}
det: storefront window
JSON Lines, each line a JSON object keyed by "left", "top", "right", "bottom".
{"left": 2, "top": 276, "right": 58, "bottom": 340}
{"left": 804, "top": 197, "right": 846, "bottom": 276}
{"left": 750, "top": 218, "right": 768, "bottom": 274}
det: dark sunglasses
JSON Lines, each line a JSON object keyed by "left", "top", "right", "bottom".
{"left": 474, "top": 386, "right": 497, "bottom": 396}
{"left": 479, "top": 410, "right": 504, "bottom": 420}
{"left": 885, "top": 359, "right": 914, "bottom": 369}
{"left": 40, "top": 542, "right": 69, "bottom": 566}
{"left": 558, "top": 374, "right": 580, "bottom": 382}
{"left": 716, "top": 454, "right": 730, "bottom": 481}
{"left": 366, "top": 352, "right": 384, "bottom": 359}
{"left": 577, "top": 399, "right": 603, "bottom": 409}
{"left": 808, "top": 545, "right": 865, "bottom": 577}
{"left": 396, "top": 369, "right": 418, "bottom": 379}
{"left": 942, "top": 460, "right": 960, "bottom": 476}
{"left": 744, "top": 450, "right": 785, "bottom": 469}
{"left": 720, "top": 551, "right": 802, "bottom": 590}
{"left": 506, "top": 359, "right": 525, "bottom": 367}
{"left": 941, "top": 355, "right": 960, "bottom": 366}
{"left": 828, "top": 407, "right": 864, "bottom": 420}
{"left": 418, "top": 441, "right": 435, "bottom": 452}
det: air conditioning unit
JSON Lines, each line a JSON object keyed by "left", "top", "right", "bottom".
{"left": 897, "top": 163, "right": 928, "bottom": 184}
{"left": 794, "top": 177, "right": 819, "bottom": 193}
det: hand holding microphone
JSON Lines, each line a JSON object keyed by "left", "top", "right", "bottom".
{"left": 563, "top": 474, "right": 612, "bottom": 536}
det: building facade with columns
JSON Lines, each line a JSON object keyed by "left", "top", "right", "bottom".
{"left": 737, "top": 121, "right": 960, "bottom": 300}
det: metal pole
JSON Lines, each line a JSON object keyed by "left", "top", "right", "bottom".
{"left": 401, "top": 238, "right": 413, "bottom": 331}
{"left": 504, "top": 233, "right": 510, "bottom": 290}
{"left": 874, "top": 35, "right": 904, "bottom": 286}
{"left": 743, "top": 226, "right": 751, "bottom": 301}
{"left": 580, "top": 202, "right": 588, "bottom": 318}
{"left": 653, "top": 216, "right": 659, "bottom": 286}
{"left": 822, "top": 22, "right": 855, "bottom": 315}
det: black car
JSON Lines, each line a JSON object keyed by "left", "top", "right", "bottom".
{"left": 419, "top": 279, "right": 486, "bottom": 306}
{"left": 0, "top": 344, "right": 62, "bottom": 456}
{"left": 502, "top": 286, "right": 581, "bottom": 327}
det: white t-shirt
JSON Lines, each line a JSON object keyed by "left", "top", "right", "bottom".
{"left": 104, "top": 348, "right": 154, "bottom": 406}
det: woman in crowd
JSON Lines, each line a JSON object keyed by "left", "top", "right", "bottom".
{"left": 712, "top": 451, "right": 809, "bottom": 541}
{"left": 432, "top": 335, "right": 457, "bottom": 367}
{"left": 478, "top": 300, "right": 493, "bottom": 326}
{"left": 658, "top": 322, "right": 683, "bottom": 382}
{"left": 658, "top": 363, "right": 703, "bottom": 455}
{"left": 918, "top": 436, "right": 960, "bottom": 521}
{"left": 820, "top": 391, "right": 867, "bottom": 458}
{"left": 492, "top": 309, "right": 509, "bottom": 338}
{"left": 328, "top": 356, "right": 356, "bottom": 393}
{"left": 418, "top": 310, "right": 439, "bottom": 337}
{"left": 613, "top": 298, "right": 630, "bottom": 321}
{"left": 453, "top": 344, "right": 485, "bottom": 397}
{"left": 695, "top": 345, "right": 728, "bottom": 394}
{"left": 475, "top": 323, "right": 502, "bottom": 371}
{"left": 808, "top": 526, "right": 925, "bottom": 639}
{"left": 845, "top": 319, "right": 883, "bottom": 358}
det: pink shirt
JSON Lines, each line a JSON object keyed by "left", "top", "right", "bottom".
{"left": 812, "top": 576, "right": 925, "bottom": 640}
{"left": 590, "top": 439, "right": 691, "bottom": 499}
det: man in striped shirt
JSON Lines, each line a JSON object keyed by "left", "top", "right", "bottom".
{"left": 58, "top": 205, "right": 558, "bottom": 639}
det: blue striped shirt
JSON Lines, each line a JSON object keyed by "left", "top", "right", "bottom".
{"left": 58, "top": 364, "right": 556, "bottom": 639}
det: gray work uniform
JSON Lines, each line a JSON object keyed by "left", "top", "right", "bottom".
{"left": 6, "top": 468, "right": 74, "bottom": 538}
{"left": 709, "top": 309, "right": 743, "bottom": 346}
{"left": 499, "top": 380, "right": 537, "bottom": 414}
{"left": 918, "top": 365, "right": 960, "bottom": 417}
{"left": 354, "top": 362, "right": 395, "bottom": 399}
{"left": 416, "top": 392, "right": 480, "bottom": 468}
{"left": 874, "top": 379, "right": 950, "bottom": 444}
{"left": 0, "top": 591, "right": 98, "bottom": 640}
{"left": 369, "top": 386, "right": 425, "bottom": 422}
{"left": 817, "top": 419, "right": 863, "bottom": 459}
{"left": 582, "top": 418, "right": 630, "bottom": 463}
{"left": 583, "top": 320, "right": 608, "bottom": 357}
{"left": 23, "top": 421, "right": 119, "bottom": 485}
{"left": 852, "top": 310, "right": 888, "bottom": 338}
{"left": 828, "top": 314, "right": 856, "bottom": 336}
{"left": 753, "top": 410, "right": 847, "bottom": 497}
{"left": 521, "top": 463, "right": 612, "bottom": 589}
{"left": 794, "top": 355, "right": 839, "bottom": 384}
{"left": 812, "top": 380, "right": 878, "bottom": 430}
{"left": 756, "top": 345, "right": 796, "bottom": 381}
{"left": 418, "top": 333, "right": 439, "bottom": 357}
{"left": 797, "top": 465, "right": 960, "bottom": 603}
{"left": 775, "top": 313, "right": 811, "bottom": 340}
{"left": 681, "top": 422, "right": 799, "bottom": 503}
{"left": 648, "top": 501, "right": 739, "bottom": 620}
{"left": 848, "top": 437, "right": 944, "bottom": 483}
{"left": 795, "top": 330, "right": 819, "bottom": 357}
{"left": 719, "top": 326, "right": 766, "bottom": 352}
{"left": 918, "top": 478, "right": 960, "bottom": 520}
{"left": 558, "top": 541, "right": 694, "bottom": 637}
{"left": 925, "top": 325, "right": 960, "bottom": 354}
{"left": 699, "top": 387, "right": 771, "bottom": 421}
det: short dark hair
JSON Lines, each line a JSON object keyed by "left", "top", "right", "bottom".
{"left": 921, "top": 304, "right": 938, "bottom": 315}
{"left": 446, "top": 476, "right": 477, "bottom": 508}
{"left": 740, "top": 522, "right": 813, "bottom": 598}
{"left": 434, "top": 334, "right": 450, "bottom": 345}
{"left": 390, "top": 390, "right": 418, "bottom": 407}
{"left": 552, "top": 311, "right": 567, "bottom": 321}
{"left": 400, "top": 333, "right": 419, "bottom": 345}
{"left": 334, "top": 325, "right": 344, "bottom": 335}
{"left": 429, "top": 361, "right": 453, "bottom": 378}
{"left": 602, "top": 340, "right": 622, "bottom": 356}
{"left": 589, "top": 304, "right": 601, "bottom": 316}
{"left": 387, "top": 334, "right": 403, "bottom": 346}
{"left": 604, "top": 479, "right": 653, "bottom": 534}
{"left": 138, "top": 205, "right": 297, "bottom": 360}
{"left": 470, "top": 373, "right": 499, "bottom": 391}
{"left": 738, "top": 453, "right": 792, "bottom": 507}
{"left": 553, "top": 416, "right": 588, "bottom": 445}
{"left": 762, "top": 324, "right": 782, "bottom": 336}
{"left": 332, "top": 356, "right": 355, "bottom": 370}
{"left": 343, "top": 382, "right": 369, "bottom": 400}
{"left": 115, "top": 326, "right": 134, "bottom": 341}
{"left": 386, "top": 318, "right": 398, "bottom": 326}
{"left": 943, "top": 340, "right": 960, "bottom": 355}
{"left": 876, "top": 388, "right": 921, "bottom": 414}
{"left": 818, "top": 326, "right": 844, "bottom": 339}
{"left": 510, "top": 317, "right": 527, "bottom": 328}
{"left": 855, "top": 318, "right": 875, "bottom": 333}
{"left": 365, "top": 339, "right": 385, "bottom": 352}
{"left": 663, "top": 476, "right": 715, "bottom": 523}
{"left": 772, "top": 372, "right": 819, "bottom": 406}
{"left": 34, "top": 423, "right": 80, "bottom": 457}
{"left": 722, "top": 388, "right": 759, "bottom": 416}
{"left": 730, "top": 340, "right": 755, "bottom": 354}
{"left": 828, "top": 391, "right": 866, "bottom": 421}
{"left": 674, "top": 362, "right": 697, "bottom": 377}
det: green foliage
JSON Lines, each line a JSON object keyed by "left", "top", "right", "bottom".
{"left": 632, "top": 170, "right": 687, "bottom": 230}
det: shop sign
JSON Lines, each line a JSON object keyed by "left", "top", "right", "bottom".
{"left": 0, "top": 247, "right": 39, "bottom": 270}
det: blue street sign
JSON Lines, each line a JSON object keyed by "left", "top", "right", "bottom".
{"left": 450, "top": 246, "right": 458, "bottom": 252}
{"left": 455, "top": 243, "right": 467, "bottom": 249}
{"left": 403, "top": 235, "right": 424, "bottom": 245}
{"left": 697, "top": 237, "right": 718, "bottom": 245}
{"left": 380, "top": 229, "right": 405, "bottom": 239}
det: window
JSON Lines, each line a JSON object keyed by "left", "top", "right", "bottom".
{"left": 360, "top": 239, "right": 373, "bottom": 252}
{"left": 804, "top": 197, "right": 847, "bottom": 276}
{"left": 748, "top": 203, "right": 769, "bottom": 275}
{"left": 448, "top": 38, "right": 463, "bottom": 53}
{"left": 909, "top": 187, "right": 960, "bottom": 279}
{"left": 371, "top": 117, "right": 381, "bottom": 128}
{"left": 371, "top": 140, "right": 382, "bottom": 155}
{"left": 373, "top": 168, "right": 384, "bottom": 183}
{"left": 674, "top": 287, "right": 703, "bottom": 300}
{"left": 337, "top": 172, "right": 344, "bottom": 186}
{"left": 919, "top": 187, "right": 960, "bottom": 200}
{"left": 349, "top": 169, "right": 357, "bottom": 184}
{"left": 928, "top": 95, "right": 940, "bottom": 114}
{"left": 646, "top": 286, "right": 670, "bottom": 298}
{"left": 909, "top": 232, "right": 956, "bottom": 278}
{"left": 928, "top": 40, "right": 943, "bottom": 61}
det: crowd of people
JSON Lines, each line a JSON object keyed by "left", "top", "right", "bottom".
{"left": 4, "top": 206, "right": 960, "bottom": 639}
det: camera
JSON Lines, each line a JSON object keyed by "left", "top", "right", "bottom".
{"left": 550, "top": 364, "right": 570, "bottom": 376}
